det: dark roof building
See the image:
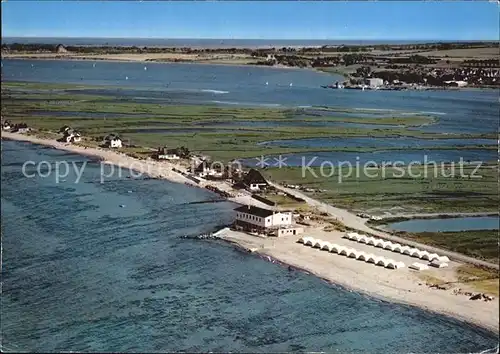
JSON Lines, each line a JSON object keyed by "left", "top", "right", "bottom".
{"left": 194, "top": 160, "right": 210, "bottom": 173}
{"left": 243, "top": 168, "right": 268, "bottom": 186}
{"left": 234, "top": 205, "right": 274, "bottom": 218}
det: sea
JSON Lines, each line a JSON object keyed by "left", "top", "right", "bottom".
{"left": 2, "top": 37, "right": 488, "bottom": 48}
{"left": 1, "top": 140, "right": 499, "bottom": 352}
{"left": 1, "top": 59, "right": 499, "bottom": 352}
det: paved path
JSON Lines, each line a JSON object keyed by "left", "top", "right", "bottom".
{"left": 270, "top": 182, "right": 499, "bottom": 270}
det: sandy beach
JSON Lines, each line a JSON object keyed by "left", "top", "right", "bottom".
{"left": 0, "top": 132, "right": 271, "bottom": 209}
{"left": 2, "top": 131, "right": 499, "bottom": 334}
{"left": 218, "top": 227, "right": 499, "bottom": 334}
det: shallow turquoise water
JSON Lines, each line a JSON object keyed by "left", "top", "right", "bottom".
{"left": 388, "top": 216, "right": 500, "bottom": 232}
{"left": 1, "top": 140, "right": 498, "bottom": 352}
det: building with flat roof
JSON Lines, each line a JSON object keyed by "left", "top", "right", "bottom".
{"left": 233, "top": 205, "right": 303, "bottom": 236}
{"left": 366, "top": 78, "right": 384, "bottom": 88}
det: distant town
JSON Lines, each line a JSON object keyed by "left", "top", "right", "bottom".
{"left": 2, "top": 41, "right": 499, "bottom": 89}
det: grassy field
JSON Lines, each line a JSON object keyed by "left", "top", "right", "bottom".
{"left": 3, "top": 81, "right": 498, "bottom": 215}
{"left": 3, "top": 81, "right": 495, "bottom": 163}
{"left": 261, "top": 165, "right": 499, "bottom": 213}
{"left": 395, "top": 230, "right": 498, "bottom": 264}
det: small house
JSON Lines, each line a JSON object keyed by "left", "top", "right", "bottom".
{"left": 104, "top": 134, "right": 123, "bottom": 148}
{"left": 366, "top": 78, "right": 384, "bottom": 88}
{"left": 242, "top": 168, "right": 268, "bottom": 192}
{"left": 59, "top": 126, "right": 72, "bottom": 134}
{"left": 61, "top": 129, "right": 82, "bottom": 143}
{"left": 2, "top": 120, "right": 12, "bottom": 131}
{"left": 12, "top": 123, "right": 30, "bottom": 133}
{"left": 156, "top": 147, "right": 180, "bottom": 160}
{"left": 193, "top": 160, "right": 223, "bottom": 178}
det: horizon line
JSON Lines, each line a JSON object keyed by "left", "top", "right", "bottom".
{"left": 2, "top": 36, "right": 498, "bottom": 42}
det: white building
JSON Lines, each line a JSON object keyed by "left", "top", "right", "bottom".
{"left": 366, "top": 78, "right": 384, "bottom": 88}
{"left": 193, "top": 160, "right": 223, "bottom": 178}
{"left": 158, "top": 153, "right": 180, "bottom": 160}
{"left": 241, "top": 169, "right": 268, "bottom": 192}
{"left": 109, "top": 137, "right": 122, "bottom": 148}
{"left": 233, "top": 205, "right": 302, "bottom": 236}
{"left": 64, "top": 132, "right": 82, "bottom": 143}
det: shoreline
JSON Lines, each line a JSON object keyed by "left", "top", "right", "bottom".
{"left": 2, "top": 132, "right": 499, "bottom": 334}
{"left": 1, "top": 54, "right": 310, "bottom": 72}
{"left": 0, "top": 132, "right": 271, "bottom": 210}
{"left": 215, "top": 228, "right": 499, "bottom": 335}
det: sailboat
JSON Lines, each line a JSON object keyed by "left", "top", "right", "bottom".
{"left": 265, "top": 82, "right": 269, "bottom": 86}
{"left": 144, "top": 66, "right": 147, "bottom": 71}
{"left": 289, "top": 83, "right": 293, "bottom": 87}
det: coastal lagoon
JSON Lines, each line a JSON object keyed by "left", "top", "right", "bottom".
{"left": 241, "top": 149, "right": 496, "bottom": 167}
{"left": 258, "top": 137, "right": 496, "bottom": 149}
{"left": 388, "top": 216, "right": 500, "bottom": 233}
{"left": 3, "top": 59, "right": 499, "bottom": 135}
{"left": 1, "top": 140, "right": 499, "bottom": 352}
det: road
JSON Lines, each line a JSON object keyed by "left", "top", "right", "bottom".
{"left": 270, "top": 182, "right": 499, "bottom": 270}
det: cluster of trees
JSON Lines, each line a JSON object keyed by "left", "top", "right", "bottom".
{"left": 310, "top": 56, "right": 341, "bottom": 67}
{"left": 172, "top": 146, "right": 190, "bottom": 158}
{"left": 462, "top": 59, "right": 500, "bottom": 68}
{"left": 371, "top": 70, "right": 426, "bottom": 84}
{"left": 2, "top": 43, "right": 59, "bottom": 52}
{"left": 342, "top": 54, "right": 369, "bottom": 66}
{"left": 351, "top": 66, "right": 372, "bottom": 78}
{"left": 389, "top": 55, "right": 437, "bottom": 65}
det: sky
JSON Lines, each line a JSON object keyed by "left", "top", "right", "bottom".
{"left": 1, "top": 1, "right": 499, "bottom": 40}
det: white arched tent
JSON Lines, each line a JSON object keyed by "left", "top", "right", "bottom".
{"left": 331, "top": 244, "right": 343, "bottom": 254}
{"left": 348, "top": 250, "right": 359, "bottom": 258}
{"left": 367, "top": 237, "right": 377, "bottom": 246}
{"left": 427, "top": 253, "right": 440, "bottom": 261}
{"left": 356, "top": 252, "right": 368, "bottom": 261}
{"left": 438, "top": 256, "right": 450, "bottom": 262}
{"left": 386, "top": 260, "right": 405, "bottom": 269}
{"left": 314, "top": 241, "right": 324, "bottom": 249}
{"left": 411, "top": 249, "right": 423, "bottom": 258}
{"left": 393, "top": 244, "right": 404, "bottom": 253}
{"left": 340, "top": 248, "right": 353, "bottom": 256}
{"left": 329, "top": 244, "right": 340, "bottom": 253}
{"left": 430, "top": 260, "right": 449, "bottom": 268}
{"left": 298, "top": 237, "right": 313, "bottom": 244}
{"left": 358, "top": 253, "right": 370, "bottom": 261}
{"left": 367, "top": 255, "right": 382, "bottom": 264}
{"left": 375, "top": 240, "right": 388, "bottom": 248}
{"left": 385, "top": 259, "right": 397, "bottom": 269}
{"left": 321, "top": 242, "right": 333, "bottom": 251}
{"left": 384, "top": 242, "right": 395, "bottom": 251}
{"left": 401, "top": 246, "right": 412, "bottom": 255}
{"left": 345, "top": 232, "right": 357, "bottom": 239}
{"left": 305, "top": 238, "right": 316, "bottom": 246}
{"left": 358, "top": 235, "right": 368, "bottom": 244}
{"left": 418, "top": 251, "right": 430, "bottom": 260}
{"left": 350, "top": 233, "right": 362, "bottom": 241}
{"left": 376, "top": 258, "right": 388, "bottom": 267}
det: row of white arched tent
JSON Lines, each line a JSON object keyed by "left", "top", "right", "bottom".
{"left": 298, "top": 237, "right": 405, "bottom": 270}
{"left": 344, "top": 232, "right": 450, "bottom": 263}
